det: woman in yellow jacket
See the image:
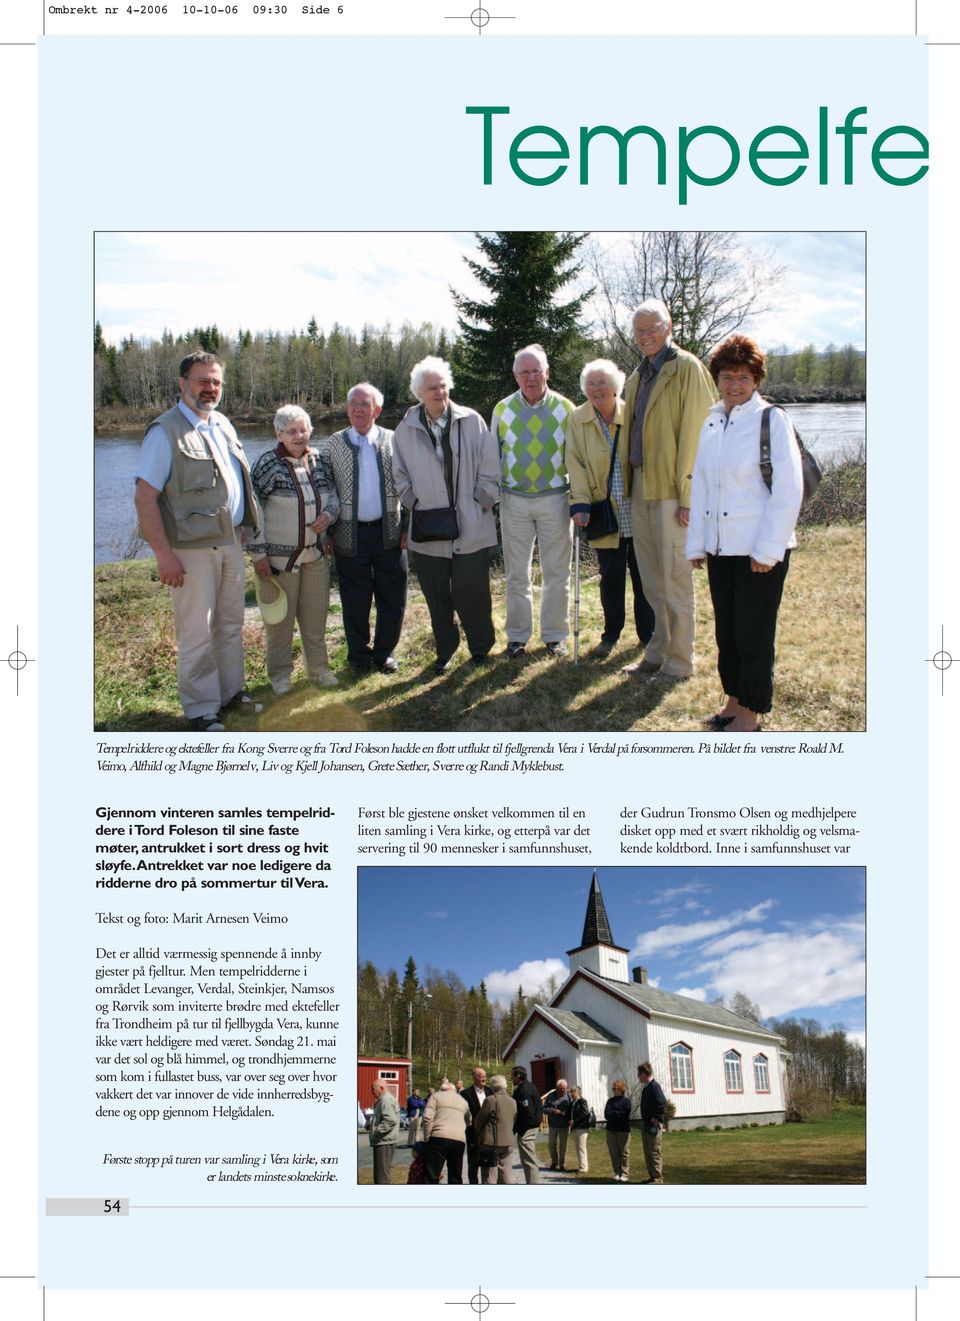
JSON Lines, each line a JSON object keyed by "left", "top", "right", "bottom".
{"left": 567, "top": 360, "right": 654, "bottom": 659}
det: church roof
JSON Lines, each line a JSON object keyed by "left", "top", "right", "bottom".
{"left": 538, "top": 1007, "right": 622, "bottom": 1045}
{"left": 555, "top": 969, "right": 784, "bottom": 1043}
{"left": 500, "top": 1004, "right": 623, "bottom": 1059}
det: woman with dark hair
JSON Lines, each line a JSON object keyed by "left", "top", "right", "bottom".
{"left": 686, "top": 334, "right": 804, "bottom": 732}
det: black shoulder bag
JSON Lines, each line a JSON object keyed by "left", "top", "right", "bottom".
{"left": 584, "top": 422, "right": 621, "bottom": 542}
{"left": 760, "top": 406, "right": 822, "bottom": 507}
{"left": 412, "top": 411, "right": 461, "bottom": 542}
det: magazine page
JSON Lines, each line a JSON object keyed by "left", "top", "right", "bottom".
{"left": 2, "top": 1, "right": 958, "bottom": 1318}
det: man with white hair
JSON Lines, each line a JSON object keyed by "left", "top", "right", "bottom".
{"left": 491, "top": 345, "right": 574, "bottom": 659}
{"left": 393, "top": 357, "right": 500, "bottom": 676}
{"left": 368, "top": 1079, "right": 401, "bottom": 1184}
{"left": 623, "top": 300, "right": 717, "bottom": 680}
{"left": 323, "top": 382, "right": 408, "bottom": 678}
{"left": 543, "top": 1077, "right": 573, "bottom": 1171}
{"left": 134, "top": 351, "right": 263, "bottom": 731}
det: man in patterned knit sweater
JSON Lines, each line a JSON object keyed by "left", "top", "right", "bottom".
{"left": 491, "top": 345, "right": 574, "bottom": 659}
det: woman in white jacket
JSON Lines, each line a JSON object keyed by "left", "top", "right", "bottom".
{"left": 686, "top": 335, "right": 803, "bottom": 732}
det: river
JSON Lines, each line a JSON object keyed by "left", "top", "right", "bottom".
{"left": 94, "top": 401, "right": 864, "bottom": 564}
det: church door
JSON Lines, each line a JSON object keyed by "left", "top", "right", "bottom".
{"left": 531, "top": 1057, "right": 560, "bottom": 1094}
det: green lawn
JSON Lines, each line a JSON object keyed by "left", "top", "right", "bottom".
{"left": 357, "top": 1109, "right": 865, "bottom": 1185}
{"left": 95, "top": 523, "right": 864, "bottom": 733}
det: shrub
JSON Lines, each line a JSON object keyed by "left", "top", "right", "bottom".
{"left": 798, "top": 446, "right": 865, "bottom": 527}
{"left": 784, "top": 1079, "right": 834, "bottom": 1123}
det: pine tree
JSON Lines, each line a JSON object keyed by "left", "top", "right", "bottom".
{"left": 451, "top": 231, "right": 593, "bottom": 419}
{"left": 401, "top": 955, "right": 419, "bottom": 1001}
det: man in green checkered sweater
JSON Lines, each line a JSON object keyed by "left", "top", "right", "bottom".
{"left": 491, "top": 345, "right": 574, "bottom": 659}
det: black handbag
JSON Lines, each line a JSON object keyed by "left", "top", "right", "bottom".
{"left": 412, "top": 414, "right": 461, "bottom": 541}
{"left": 412, "top": 505, "right": 460, "bottom": 541}
{"left": 584, "top": 423, "right": 621, "bottom": 542}
{"left": 477, "top": 1145, "right": 499, "bottom": 1169}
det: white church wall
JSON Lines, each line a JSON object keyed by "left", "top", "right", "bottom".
{"left": 577, "top": 1049, "right": 605, "bottom": 1112}
{"left": 646, "top": 1015, "right": 786, "bottom": 1123}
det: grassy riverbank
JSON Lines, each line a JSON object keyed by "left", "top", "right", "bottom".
{"left": 94, "top": 521, "right": 864, "bottom": 733}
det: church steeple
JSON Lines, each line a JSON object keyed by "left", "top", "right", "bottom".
{"left": 580, "top": 871, "right": 614, "bottom": 947}
{"left": 566, "top": 871, "right": 630, "bottom": 983}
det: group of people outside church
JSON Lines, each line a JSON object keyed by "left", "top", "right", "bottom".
{"left": 366, "top": 1063, "right": 668, "bottom": 1187}
{"left": 134, "top": 301, "right": 804, "bottom": 733}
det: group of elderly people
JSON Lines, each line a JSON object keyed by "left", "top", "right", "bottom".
{"left": 368, "top": 1064, "right": 668, "bottom": 1186}
{"left": 137, "top": 302, "right": 804, "bottom": 731}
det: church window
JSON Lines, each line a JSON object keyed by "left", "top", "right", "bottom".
{"left": 669, "top": 1042, "right": 694, "bottom": 1092}
{"left": 724, "top": 1050, "right": 743, "bottom": 1093}
{"left": 753, "top": 1054, "right": 770, "bottom": 1093}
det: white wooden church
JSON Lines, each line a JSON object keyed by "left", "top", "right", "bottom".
{"left": 503, "top": 873, "right": 789, "bottom": 1128}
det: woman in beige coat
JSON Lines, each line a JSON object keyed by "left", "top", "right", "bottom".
{"left": 566, "top": 360, "right": 654, "bottom": 660}
{"left": 422, "top": 1079, "right": 471, "bottom": 1184}
{"left": 474, "top": 1075, "right": 518, "bottom": 1185}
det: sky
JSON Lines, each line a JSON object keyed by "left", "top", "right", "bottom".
{"left": 94, "top": 230, "right": 864, "bottom": 355}
{"left": 358, "top": 865, "right": 865, "bottom": 1042}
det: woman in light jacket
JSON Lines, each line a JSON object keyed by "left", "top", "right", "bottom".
{"left": 421, "top": 1078, "right": 471, "bottom": 1185}
{"left": 474, "top": 1074, "right": 517, "bottom": 1185}
{"left": 250, "top": 404, "right": 339, "bottom": 693}
{"left": 567, "top": 360, "right": 654, "bottom": 660}
{"left": 392, "top": 357, "right": 500, "bottom": 676}
{"left": 569, "top": 1085, "right": 592, "bottom": 1174}
{"left": 686, "top": 335, "right": 804, "bottom": 732}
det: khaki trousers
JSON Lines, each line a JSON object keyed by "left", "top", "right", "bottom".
{"left": 481, "top": 1146, "right": 514, "bottom": 1184}
{"left": 372, "top": 1142, "right": 396, "bottom": 1184}
{"left": 606, "top": 1128, "right": 630, "bottom": 1179}
{"left": 573, "top": 1129, "right": 590, "bottom": 1172}
{"left": 264, "top": 556, "right": 332, "bottom": 686}
{"left": 548, "top": 1126, "right": 569, "bottom": 1169}
{"left": 630, "top": 493, "right": 695, "bottom": 677}
{"left": 641, "top": 1125, "right": 664, "bottom": 1182}
{"left": 516, "top": 1129, "right": 540, "bottom": 1183}
{"left": 500, "top": 490, "right": 572, "bottom": 644}
{"left": 171, "top": 543, "right": 246, "bottom": 718}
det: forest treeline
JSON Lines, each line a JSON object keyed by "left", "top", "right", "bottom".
{"left": 94, "top": 319, "right": 864, "bottom": 429}
{"left": 358, "top": 958, "right": 866, "bottom": 1106}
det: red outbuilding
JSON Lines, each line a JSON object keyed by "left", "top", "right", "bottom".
{"left": 357, "top": 1057, "right": 411, "bottom": 1109}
